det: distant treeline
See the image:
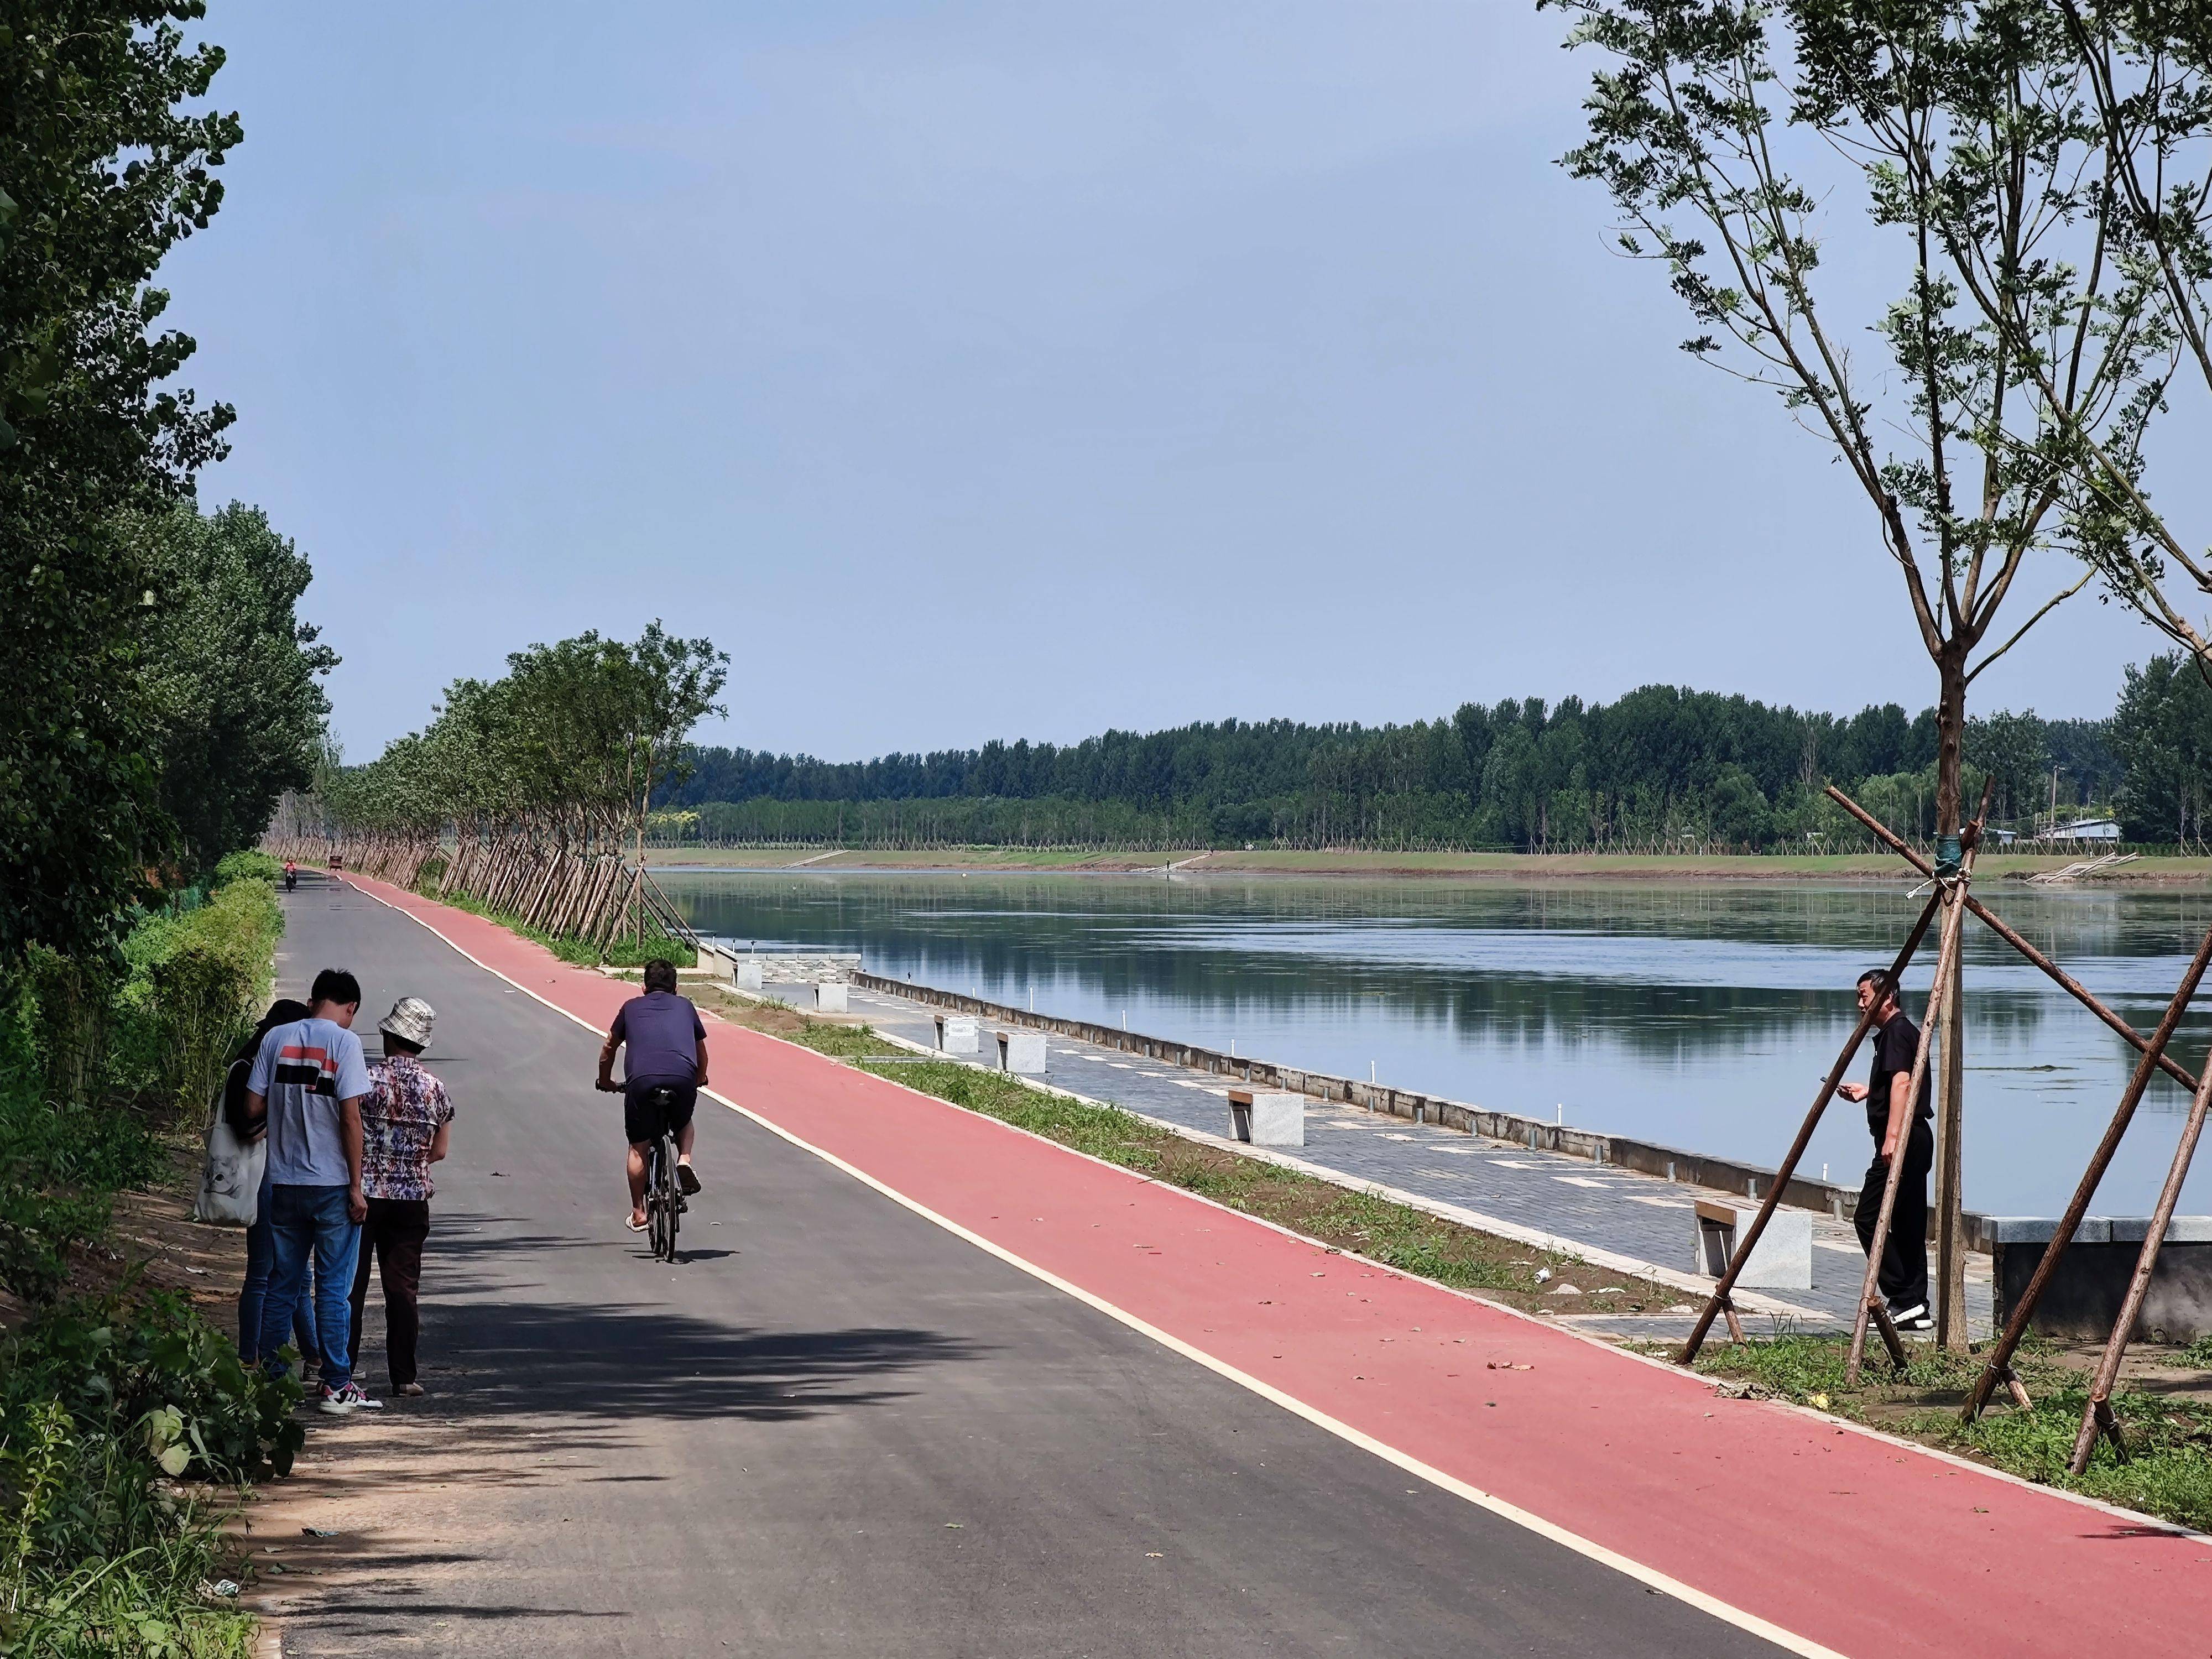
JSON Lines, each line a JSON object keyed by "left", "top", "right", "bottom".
{"left": 660, "top": 681, "right": 2157, "bottom": 853}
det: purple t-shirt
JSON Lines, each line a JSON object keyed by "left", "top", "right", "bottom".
{"left": 610, "top": 991, "right": 704, "bottom": 1088}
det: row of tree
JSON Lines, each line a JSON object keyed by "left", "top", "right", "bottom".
{"left": 1, "top": 12, "right": 330, "bottom": 967}
{"left": 294, "top": 623, "right": 728, "bottom": 935}
{"left": 659, "top": 684, "right": 2151, "bottom": 852}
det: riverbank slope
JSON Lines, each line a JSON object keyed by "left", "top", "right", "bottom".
{"left": 646, "top": 845, "right": 2212, "bottom": 882}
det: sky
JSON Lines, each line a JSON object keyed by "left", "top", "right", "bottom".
{"left": 163, "top": 1, "right": 2197, "bottom": 762}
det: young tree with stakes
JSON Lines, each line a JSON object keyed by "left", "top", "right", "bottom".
{"left": 1541, "top": 0, "right": 2183, "bottom": 1345}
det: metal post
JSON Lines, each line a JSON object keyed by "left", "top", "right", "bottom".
{"left": 1962, "top": 920, "right": 2212, "bottom": 1422}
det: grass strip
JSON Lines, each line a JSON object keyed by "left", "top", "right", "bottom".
{"left": 690, "top": 994, "right": 1674, "bottom": 1316}
{"left": 411, "top": 884, "right": 696, "bottom": 969}
{"left": 1678, "top": 1333, "right": 2212, "bottom": 1532}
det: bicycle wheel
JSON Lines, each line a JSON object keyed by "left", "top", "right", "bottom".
{"left": 659, "top": 1130, "right": 681, "bottom": 1259}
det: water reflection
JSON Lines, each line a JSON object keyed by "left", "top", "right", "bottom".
{"left": 664, "top": 872, "right": 2212, "bottom": 1216}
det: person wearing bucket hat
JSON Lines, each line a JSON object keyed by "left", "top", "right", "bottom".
{"left": 349, "top": 996, "right": 456, "bottom": 1397}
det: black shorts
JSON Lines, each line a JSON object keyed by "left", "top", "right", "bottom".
{"left": 624, "top": 1082, "right": 697, "bottom": 1145}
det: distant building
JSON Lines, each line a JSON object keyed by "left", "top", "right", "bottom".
{"left": 1990, "top": 828, "right": 2018, "bottom": 846}
{"left": 2050, "top": 817, "right": 2122, "bottom": 842}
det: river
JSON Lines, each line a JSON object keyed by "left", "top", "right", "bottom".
{"left": 660, "top": 869, "right": 2212, "bottom": 1217}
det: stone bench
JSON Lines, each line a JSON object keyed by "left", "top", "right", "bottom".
{"left": 933, "top": 1015, "right": 980, "bottom": 1055}
{"left": 994, "top": 1030, "right": 1047, "bottom": 1074}
{"left": 1228, "top": 1088, "right": 1304, "bottom": 1148}
{"left": 1988, "top": 1217, "right": 2212, "bottom": 1342}
{"left": 1692, "top": 1199, "right": 1813, "bottom": 1290}
{"left": 815, "top": 982, "right": 848, "bottom": 1014}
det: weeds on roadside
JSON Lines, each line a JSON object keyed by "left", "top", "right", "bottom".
{"left": 1686, "top": 1333, "right": 2212, "bottom": 1532}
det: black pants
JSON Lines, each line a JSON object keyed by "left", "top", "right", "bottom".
{"left": 348, "top": 1197, "right": 430, "bottom": 1387}
{"left": 1855, "top": 1119, "right": 1934, "bottom": 1312}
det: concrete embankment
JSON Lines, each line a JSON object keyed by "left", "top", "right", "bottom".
{"left": 853, "top": 971, "right": 2003, "bottom": 1251}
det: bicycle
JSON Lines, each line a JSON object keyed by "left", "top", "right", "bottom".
{"left": 639, "top": 1085, "right": 684, "bottom": 1262}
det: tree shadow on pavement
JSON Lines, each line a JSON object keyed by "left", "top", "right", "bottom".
{"left": 415, "top": 1297, "right": 980, "bottom": 1424}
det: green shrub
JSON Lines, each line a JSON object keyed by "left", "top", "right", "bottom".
{"left": 0, "top": 1296, "right": 295, "bottom": 1657}
{"left": 111, "top": 878, "right": 280, "bottom": 1114}
{"left": 210, "top": 851, "right": 281, "bottom": 889}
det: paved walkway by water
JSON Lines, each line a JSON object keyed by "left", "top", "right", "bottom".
{"left": 304, "top": 871, "right": 2207, "bottom": 1658}
{"left": 821, "top": 981, "right": 1996, "bottom": 1339}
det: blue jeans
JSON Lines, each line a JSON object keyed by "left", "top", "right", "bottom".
{"left": 239, "top": 1168, "right": 319, "bottom": 1364}
{"left": 260, "top": 1183, "right": 361, "bottom": 1389}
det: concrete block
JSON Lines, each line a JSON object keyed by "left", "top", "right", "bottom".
{"left": 1994, "top": 1230, "right": 2212, "bottom": 1342}
{"left": 1228, "top": 1089, "right": 1304, "bottom": 1148}
{"left": 2111, "top": 1215, "right": 2212, "bottom": 1244}
{"left": 934, "top": 1015, "right": 980, "bottom": 1055}
{"left": 1989, "top": 1216, "right": 2115, "bottom": 1244}
{"left": 995, "top": 1030, "right": 1047, "bottom": 1074}
{"left": 1691, "top": 1203, "right": 1813, "bottom": 1290}
{"left": 734, "top": 961, "right": 764, "bottom": 993}
{"left": 815, "top": 982, "right": 849, "bottom": 1014}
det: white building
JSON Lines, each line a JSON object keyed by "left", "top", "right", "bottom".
{"left": 2050, "top": 817, "right": 2122, "bottom": 842}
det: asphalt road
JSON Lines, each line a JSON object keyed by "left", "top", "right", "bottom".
{"left": 268, "top": 874, "right": 1783, "bottom": 1658}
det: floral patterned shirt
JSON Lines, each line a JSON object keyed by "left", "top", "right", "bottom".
{"left": 361, "top": 1055, "right": 455, "bottom": 1202}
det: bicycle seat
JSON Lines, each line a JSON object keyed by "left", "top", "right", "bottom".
{"left": 641, "top": 1084, "right": 680, "bottom": 1107}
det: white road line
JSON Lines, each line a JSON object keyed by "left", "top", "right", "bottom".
{"left": 342, "top": 880, "right": 1851, "bottom": 1659}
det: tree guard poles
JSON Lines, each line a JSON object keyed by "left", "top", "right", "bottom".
{"left": 2068, "top": 1047, "right": 2212, "bottom": 1474}
{"left": 1846, "top": 883, "right": 1965, "bottom": 1383}
{"left": 1936, "top": 923, "right": 1968, "bottom": 1349}
{"left": 1844, "top": 796, "right": 1989, "bottom": 1386}
{"left": 1675, "top": 890, "right": 1943, "bottom": 1366}
{"left": 1961, "top": 920, "right": 2212, "bottom": 1425}
{"left": 1823, "top": 786, "right": 2199, "bottom": 1095}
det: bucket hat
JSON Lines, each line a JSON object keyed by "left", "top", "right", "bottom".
{"left": 379, "top": 995, "right": 436, "bottom": 1049}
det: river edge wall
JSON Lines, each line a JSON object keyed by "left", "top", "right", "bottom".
{"left": 854, "top": 971, "right": 2004, "bottom": 1253}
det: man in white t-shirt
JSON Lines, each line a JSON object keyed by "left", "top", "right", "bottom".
{"left": 246, "top": 967, "right": 380, "bottom": 1415}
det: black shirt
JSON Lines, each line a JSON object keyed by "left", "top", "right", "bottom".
{"left": 1866, "top": 1009, "right": 1934, "bottom": 1140}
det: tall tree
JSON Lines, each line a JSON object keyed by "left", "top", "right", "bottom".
{"left": 135, "top": 503, "right": 336, "bottom": 872}
{"left": 2007, "top": 3, "right": 2212, "bottom": 663}
{"left": 1540, "top": 0, "right": 2161, "bottom": 841}
{"left": 0, "top": 2, "right": 239, "bottom": 959}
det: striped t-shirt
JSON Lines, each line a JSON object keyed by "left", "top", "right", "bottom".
{"left": 246, "top": 1017, "right": 371, "bottom": 1186}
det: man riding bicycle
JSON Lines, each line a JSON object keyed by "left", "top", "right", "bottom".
{"left": 596, "top": 958, "right": 707, "bottom": 1233}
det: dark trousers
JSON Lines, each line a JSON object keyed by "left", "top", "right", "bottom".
{"left": 1855, "top": 1119, "right": 1934, "bottom": 1312}
{"left": 348, "top": 1197, "right": 430, "bottom": 1387}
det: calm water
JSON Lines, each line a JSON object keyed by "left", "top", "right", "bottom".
{"left": 662, "top": 870, "right": 2212, "bottom": 1216}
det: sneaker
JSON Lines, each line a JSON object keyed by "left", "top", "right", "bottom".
{"left": 317, "top": 1381, "right": 385, "bottom": 1416}
{"left": 677, "top": 1162, "right": 702, "bottom": 1196}
{"left": 395, "top": 1381, "right": 425, "bottom": 1399}
{"left": 1888, "top": 1302, "right": 1934, "bottom": 1332}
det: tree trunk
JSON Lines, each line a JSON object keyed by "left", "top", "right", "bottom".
{"left": 1932, "top": 649, "right": 1968, "bottom": 1347}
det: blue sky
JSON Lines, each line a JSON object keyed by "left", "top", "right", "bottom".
{"left": 165, "top": 1, "right": 2186, "bottom": 759}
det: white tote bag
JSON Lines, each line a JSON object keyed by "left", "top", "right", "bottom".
{"left": 194, "top": 1072, "right": 265, "bottom": 1226}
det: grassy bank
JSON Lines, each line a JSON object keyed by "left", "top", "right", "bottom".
{"left": 646, "top": 846, "right": 2212, "bottom": 883}
{"left": 688, "top": 991, "right": 1672, "bottom": 1318}
{"left": 1, "top": 852, "right": 300, "bottom": 1657}
{"left": 414, "top": 881, "right": 696, "bottom": 971}
{"left": 1681, "top": 1334, "right": 2212, "bottom": 1532}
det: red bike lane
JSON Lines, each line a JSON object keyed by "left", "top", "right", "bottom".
{"left": 345, "top": 872, "right": 2212, "bottom": 1658}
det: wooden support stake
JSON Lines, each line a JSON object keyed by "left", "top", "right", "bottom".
{"left": 1676, "top": 891, "right": 1943, "bottom": 1365}
{"left": 1846, "top": 854, "right": 1973, "bottom": 1385}
{"left": 1824, "top": 787, "right": 2199, "bottom": 1095}
{"left": 2067, "top": 1034, "right": 2212, "bottom": 1474}
{"left": 1963, "top": 919, "right": 2212, "bottom": 1422}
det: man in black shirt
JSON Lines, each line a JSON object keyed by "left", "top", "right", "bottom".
{"left": 1838, "top": 968, "right": 1936, "bottom": 1331}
